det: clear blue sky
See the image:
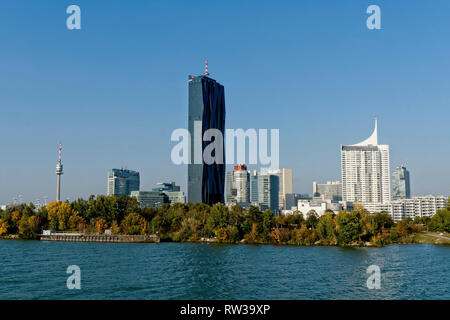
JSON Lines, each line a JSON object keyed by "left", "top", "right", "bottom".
{"left": 1, "top": 0, "right": 449, "bottom": 204}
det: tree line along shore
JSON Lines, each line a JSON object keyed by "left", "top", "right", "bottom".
{"left": 0, "top": 195, "right": 449, "bottom": 247}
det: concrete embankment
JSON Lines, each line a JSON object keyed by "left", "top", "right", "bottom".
{"left": 40, "top": 233, "right": 160, "bottom": 243}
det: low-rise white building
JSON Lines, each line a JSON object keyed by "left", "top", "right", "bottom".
{"left": 362, "top": 195, "right": 447, "bottom": 222}
{"left": 295, "top": 200, "right": 346, "bottom": 216}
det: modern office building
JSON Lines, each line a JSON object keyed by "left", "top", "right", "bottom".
{"left": 107, "top": 168, "right": 140, "bottom": 196}
{"left": 131, "top": 191, "right": 166, "bottom": 208}
{"left": 284, "top": 193, "right": 311, "bottom": 210}
{"left": 313, "top": 181, "right": 342, "bottom": 201}
{"left": 250, "top": 171, "right": 259, "bottom": 203}
{"left": 187, "top": 62, "right": 226, "bottom": 205}
{"left": 267, "top": 168, "right": 293, "bottom": 209}
{"left": 392, "top": 165, "right": 411, "bottom": 200}
{"left": 152, "top": 182, "right": 181, "bottom": 192}
{"left": 341, "top": 118, "right": 391, "bottom": 204}
{"left": 164, "top": 191, "right": 186, "bottom": 204}
{"left": 250, "top": 171, "right": 279, "bottom": 215}
{"left": 226, "top": 165, "right": 250, "bottom": 203}
{"left": 132, "top": 182, "right": 186, "bottom": 208}
{"left": 363, "top": 195, "right": 447, "bottom": 222}
{"left": 152, "top": 181, "right": 185, "bottom": 204}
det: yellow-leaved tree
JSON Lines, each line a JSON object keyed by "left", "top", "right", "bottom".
{"left": 0, "top": 219, "right": 9, "bottom": 236}
{"left": 46, "top": 201, "right": 80, "bottom": 231}
{"left": 95, "top": 218, "right": 108, "bottom": 234}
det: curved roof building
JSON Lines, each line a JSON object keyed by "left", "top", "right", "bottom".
{"left": 341, "top": 118, "right": 391, "bottom": 204}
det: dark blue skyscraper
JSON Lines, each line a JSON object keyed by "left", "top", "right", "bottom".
{"left": 187, "top": 62, "right": 226, "bottom": 205}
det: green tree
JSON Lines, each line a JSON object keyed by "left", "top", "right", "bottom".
{"left": 18, "top": 215, "right": 39, "bottom": 239}
{"left": 241, "top": 206, "right": 263, "bottom": 235}
{"left": 173, "top": 217, "right": 198, "bottom": 241}
{"left": 316, "top": 213, "right": 336, "bottom": 243}
{"left": 292, "top": 224, "right": 317, "bottom": 245}
{"left": 428, "top": 210, "right": 450, "bottom": 233}
{"left": 71, "top": 198, "right": 89, "bottom": 220}
{"left": 121, "top": 212, "right": 142, "bottom": 235}
{"left": 261, "top": 209, "right": 275, "bottom": 238}
{"left": 372, "top": 212, "right": 394, "bottom": 232}
{"left": 305, "top": 210, "right": 319, "bottom": 229}
{"left": 226, "top": 225, "right": 240, "bottom": 243}
{"left": 335, "top": 211, "right": 364, "bottom": 244}
{"left": 206, "top": 203, "right": 229, "bottom": 234}
{"left": 283, "top": 212, "right": 304, "bottom": 229}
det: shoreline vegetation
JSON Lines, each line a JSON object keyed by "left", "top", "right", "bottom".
{"left": 0, "top": 196, "right": 449, "bottom": 247}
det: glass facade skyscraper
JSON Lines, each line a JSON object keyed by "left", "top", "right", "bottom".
{"left": 392, "top": 165, "right": 411, "bottom": 200}
{"left": 313, "top": 181, "right": 342, "bottom": 201}
{"left": 250, "top": 171, "right": 280, "bottom": 215}
{"left": 107, "top": 168, "right": 140, "bottom": 196}
{"left": 266, "top": 168, "right": 293, "bottom": 210}
{"left": 187, "top": 73, "right": 226, "bottom": 205}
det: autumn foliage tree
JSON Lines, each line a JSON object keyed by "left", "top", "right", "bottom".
{"left": 95, "top": 218, "right": 109, "bottom": 234}
{"left": 47, "top": 201, "right": 80, "bottom": 231}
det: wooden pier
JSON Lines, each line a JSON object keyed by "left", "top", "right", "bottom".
{"left": 40, "top": 233, "right": 160, "bottom": 243}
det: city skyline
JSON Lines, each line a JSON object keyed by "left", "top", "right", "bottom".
{"left": 1, "top": 1, "right": 450, "bottom": 204}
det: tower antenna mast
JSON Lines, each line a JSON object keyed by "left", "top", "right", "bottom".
{"left": 56, "top": 142, "right": 64, "bottom": 202}
{"left": 205, "top": 59, "right": 209, "bottom": 76}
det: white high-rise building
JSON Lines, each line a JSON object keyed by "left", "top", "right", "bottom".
{"left": 341, "top": 118, "right": 391, "bottom": 204}
{"left": 226, "top": 165, "right": 250, "bottom": 203}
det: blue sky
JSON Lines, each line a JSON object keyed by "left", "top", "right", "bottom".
{"left": 0, "top": 0, "right": 449, "bottom": 204}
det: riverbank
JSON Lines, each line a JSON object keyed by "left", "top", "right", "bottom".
{"left": 1, "top": 232, "right": 449, "bottom": 246}
{"left": 4, "top": 231, "right": 446, "bottom": 247}
{"left": 191, "top": 231, "right": 450, "bottom": 247}
{"left": 2, "top": 198, "right": 449, "bottom": 249}
{"left": 413, "top": 232, "right": 450, "bottom": 245}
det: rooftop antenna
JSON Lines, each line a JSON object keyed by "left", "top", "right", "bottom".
{"left": 205, "top": 59, "right": 209, "bottom": 77}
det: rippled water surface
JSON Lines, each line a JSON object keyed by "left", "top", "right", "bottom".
{"left": 0, "top": 241, "right": 448, "bottom": 299}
